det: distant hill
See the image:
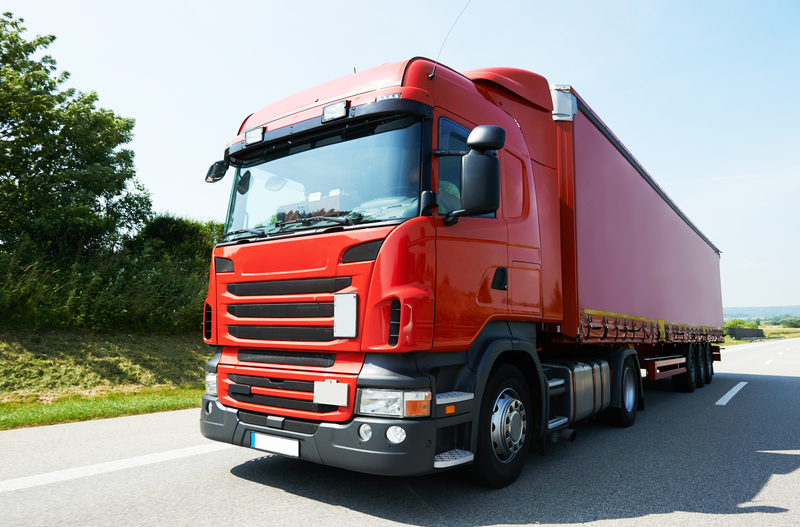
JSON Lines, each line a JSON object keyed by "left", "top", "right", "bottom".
{"left": 723, "top": 306, "right": 800, "bottom": 319}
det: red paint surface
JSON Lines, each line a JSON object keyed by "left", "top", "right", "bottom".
{"left": 572, "top": 110, "right": 723, "bottom": 328}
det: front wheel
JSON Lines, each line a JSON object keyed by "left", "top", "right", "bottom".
{"left": 472, "top": 363, "right": 532, "bottom": 488}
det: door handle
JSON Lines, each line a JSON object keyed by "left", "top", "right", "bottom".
{"left": 491, "top": 267, "right": 508, "bottom": 291}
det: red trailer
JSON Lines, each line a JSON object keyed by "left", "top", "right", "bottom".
{"left": 200, "top": 58, "right": 723, "bottom": 487}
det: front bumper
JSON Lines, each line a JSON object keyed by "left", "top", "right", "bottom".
{"left": 200, "top": 395, "right": 442, "bottom": 476}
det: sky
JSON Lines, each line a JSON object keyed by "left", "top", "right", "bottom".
{"left": 5, "top": 0, "right": 800, "bottom": 308}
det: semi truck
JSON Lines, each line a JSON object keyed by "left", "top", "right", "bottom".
{"left": 200, "top": 57, "right": 724, "bottom": 488}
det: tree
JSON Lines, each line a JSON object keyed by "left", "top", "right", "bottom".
{"left": 0, "top": 13, "right": 150, "bottom": 263}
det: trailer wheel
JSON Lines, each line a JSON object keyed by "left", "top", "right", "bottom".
{"left": 672, "top": 344, "right": 696, "bottom": 393}
{"left": 704, "top": 343, "right": 714, "bottom": 384}
{"left": 608, "top": 356, "right": 639, "bottom": 427}
{"left": 473, "top": 363, "right": 531, "bottom": 488}
{"left": 695, "top": 343, "right": 706, "bottom": 389}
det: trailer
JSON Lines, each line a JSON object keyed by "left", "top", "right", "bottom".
{"left": 200, "top": 57, "right": 723, "bottom": 487}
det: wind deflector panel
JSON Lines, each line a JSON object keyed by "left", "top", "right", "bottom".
{"left": 227, "top": 277, "right": 352, "bottom": 297}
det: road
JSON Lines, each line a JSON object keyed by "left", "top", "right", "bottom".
{"left": 1, "top": 339, "right": 799, "bottom": 527}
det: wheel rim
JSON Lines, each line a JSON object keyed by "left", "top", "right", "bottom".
{"left": 622, "top": 367, "right": 636, "bottom": 412}
{"left": 490, "top": 387, "right": 527, "bottom": 463}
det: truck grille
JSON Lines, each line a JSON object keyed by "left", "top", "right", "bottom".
{"left": 223, "top": 276, "right": 352, "bottom": 343}
{"left": 227, "top": 374, "right": 337, "bottom": 413}
{"left": 238, "top": 349, "right": 335, "bottom": 368}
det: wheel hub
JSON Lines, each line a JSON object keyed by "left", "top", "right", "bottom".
{"left": 490, "top": 388, "right": 527, "bottom": 463}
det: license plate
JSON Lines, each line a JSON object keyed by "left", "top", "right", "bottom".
{"left": 250, "top": 432, "right": 299, "bottom": 458}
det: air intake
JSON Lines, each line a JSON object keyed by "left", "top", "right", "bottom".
{"left": 204, "top": 304, "right": 212, "bottom": 339}
{"left": 388, "top": 300, "right": 401, "bottom": 346}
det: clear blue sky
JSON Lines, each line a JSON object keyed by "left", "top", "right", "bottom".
{"left": 6, "top": 0, "right": 800, "bottom": 308}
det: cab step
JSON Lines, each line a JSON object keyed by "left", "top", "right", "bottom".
{"left": 433, "top": 449, "right": 474, "bottom": 468}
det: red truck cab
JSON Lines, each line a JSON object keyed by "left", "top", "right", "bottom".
{"left": 200, "top": 58, "right": 723, "bottom": 487}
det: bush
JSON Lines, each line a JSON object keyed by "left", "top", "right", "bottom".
{"left": 0, "top": 215, "right": 223, "bottom": 333}
{"left": 724, "top": 319, "right": 757, "bottom": 329}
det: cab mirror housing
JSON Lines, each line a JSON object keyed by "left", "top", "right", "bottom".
{"left": 205, "top": 161, "right": 229, "bottom": 183}
{"left": 442, "top": 125, "right": 504, "bottom": 226}
{"left": 466, "top": 125, "right": 505, "bottom": 152}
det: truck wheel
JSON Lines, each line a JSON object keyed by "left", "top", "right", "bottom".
{"left": 704, "top": 343, "right": 714, "bottom": 384}
{"left": 608, "top": 356, "right": 639, "bottom": 427}
{"left": 473, "top": 363, "right": 531, "bottom": 488}
{"left": 672, "top": 344, "right": 696, "bottom": 393}
{"left": 695, "top": 343, "right": 706, "bottom": 389}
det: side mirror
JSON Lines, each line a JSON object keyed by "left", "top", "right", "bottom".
{"left": 443, "top": 126, "right": 504, "bottom": 225}
{"left": 205, "top": 160, "right": 229, "bottom": 183}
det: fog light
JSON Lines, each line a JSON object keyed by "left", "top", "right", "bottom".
{"left": 205, "top": 401, "right": 214, "bottom": 415}
{"left": 386, "top": 425, "right": 406, "bottom": 444}
{"left": 358, "top": 423, "right": 372, "bottom": 442}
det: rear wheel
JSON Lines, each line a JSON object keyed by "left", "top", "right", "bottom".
{"left": 704, "top": 343, "right": 714, "bottom": 384}
{"left": 672, "top": 344, "right": 696, "bottom": 393}
{"left": 608, "top": 356, "right": 639, "bottom": 427}
{"left": 473, "top": 363, "right": 531, "bottom": 488}
{"left": 695, "top": 343, "right": 706, "bottom": 389}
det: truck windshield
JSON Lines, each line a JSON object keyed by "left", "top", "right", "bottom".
{"left": 223, "top": 116, "right": 423, "bottom": 240}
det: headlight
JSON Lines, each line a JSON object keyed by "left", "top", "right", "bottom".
{"left": 357, "top": 388, "right": 431, "bottom": 418}
{"left": 205, "top": 372, "right": 217, "bottom": 396}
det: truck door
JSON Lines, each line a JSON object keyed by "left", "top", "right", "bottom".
{"left": 432, "top": 111, "right": 508, "bottom": 352}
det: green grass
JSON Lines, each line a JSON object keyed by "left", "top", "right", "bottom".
{"left": 0, "top": 330, "right": 213, "bottom": 429}
{"left": 0, "top": 385, "right": 204, "bottom": 430}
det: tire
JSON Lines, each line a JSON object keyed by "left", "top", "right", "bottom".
{"left": 472, "top": 363, "right": 532, "bottom": 488}
{"left": 704, "top": 343, "right": 714, "bottom": 385}
{"left": 608, "top": 356, "right": 640, "bottom": 427}
{"left": 672, "top": 344, "right": 696, "bottom": 393}
{"left": 695, "top": 343, "right": 706, "bottom": 389}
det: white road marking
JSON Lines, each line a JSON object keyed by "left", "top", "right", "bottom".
{"left": 758, "top": 450, "right": 800, "bottom": 455}
{"left": 716, "top": 382, "right": 748, "bottom": 406}
{"left": 765, "top": 360, "right": 774, "bottom": 365}
{"left": 0, "top": 443, "right": 232, "bottom": 494}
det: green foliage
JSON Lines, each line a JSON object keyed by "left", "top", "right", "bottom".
{"left": 0, "top": 215, "right": 222, "bottom": 332}
{"left": 0, "top": 13, "right": 151, "bottom": 263}
{"left": 724, "top": 319, "right": 758, "bottom": 329}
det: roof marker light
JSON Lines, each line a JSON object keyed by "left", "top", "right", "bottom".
{"left": 376, "top": 93, "right": 402, "bottom": 102}
{"left": 244, "top": 128, "right": 264, "bottom": 146}
{"left": 322, "top": 100, "right": 349, "bottom": 123}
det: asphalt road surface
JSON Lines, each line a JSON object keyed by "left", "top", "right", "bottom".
{"left": 2, "top": 339, "right": 799, "bottom": 527}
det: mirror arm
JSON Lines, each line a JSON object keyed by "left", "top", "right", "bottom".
{"left": 442, "top": 209, "right": 467, "bottom": 226}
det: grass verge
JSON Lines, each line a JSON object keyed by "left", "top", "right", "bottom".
{"left": 0, "top": 330, "right": 213, "bottom": 430}
{"left": 0, "top": 384, "right": 204, "bottom": 431}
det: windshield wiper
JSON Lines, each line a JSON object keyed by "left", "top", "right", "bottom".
{"left": 223, "top": 228, "right": 269, "bottom": 239}
{"left": 275, "top": 216, "right": 352, "bottom": 230}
